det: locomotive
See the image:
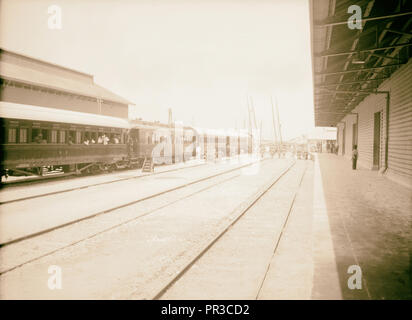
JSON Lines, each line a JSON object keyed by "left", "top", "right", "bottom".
{"left": 0, "top": 101, "right": 254, "bottom": 179}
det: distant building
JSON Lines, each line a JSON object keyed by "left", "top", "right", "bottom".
{"left": 307, "top": 127, "right": 337, "bottom": 153}
{"left": 0, "top": 48, "right": 134, "bottom": 119}
{"left": 289, "top": 127, "right": 337, "bottom": 153}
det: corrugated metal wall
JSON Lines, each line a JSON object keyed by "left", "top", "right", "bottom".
{"left": 337, "top": 123, "right": 344, "bottom": 156}
{"left": 345, "top": 59, "right": 412, "bottom": 187}
{"left": 380, "top": 109, "right": 385, "bottom": 170}
{"left": 342, "top": 114, "right": 357, "bottom": 159}
{"left": 1, "top": 84, "right": 129, "bottom": 119}
{"left": 381, "top": 60, "right": 412, "bottom": 186}
{"left": 354, "top": 92, "right": 386, "bottom": 169}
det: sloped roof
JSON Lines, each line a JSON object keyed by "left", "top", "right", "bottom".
{"left": 0, "top": 49, "right": 134, "bottom": 106}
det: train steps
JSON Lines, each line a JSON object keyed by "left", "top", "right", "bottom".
{"left": 142, "top": 157, "right": 154, "bottom": 173}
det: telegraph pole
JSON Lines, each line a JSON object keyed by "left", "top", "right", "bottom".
{"left": 270, "top": 96, "right": 278, "bottom": 145}
{"left": 249, "top": 96, "right": 257, "bottom": 130}
{"left": 168, "top": 108, "right": 173, "bottom": 127}
{"left": 168, "top": 108, "right": 175, "bottom": 163}
{"left": 247, "top": 97, "right": 252, "bottom": 133}
{"left": 275, "top": 97, "right": 283, "bottom": 144}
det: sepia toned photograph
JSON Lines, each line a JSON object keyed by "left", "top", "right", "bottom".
{"left": 0, "top": 0, "right": 411, "bottom": 305}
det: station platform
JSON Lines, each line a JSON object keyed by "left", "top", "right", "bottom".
{"left": 266, "top": 154, "right": 411, "bottom": 300}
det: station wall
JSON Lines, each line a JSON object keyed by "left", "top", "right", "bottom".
{"left": 338, "top": 59, "right": 412, "bottom": 188}
{"left": 0, "top": 83, "right": 129, "bottom": 119}
{"left": 0, "top": 50, "right": 93, "bottom": 85}
{"left": 336, "top": 122, "right": 345, "bottom": 156}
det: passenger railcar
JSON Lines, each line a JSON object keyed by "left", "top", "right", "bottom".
{"left": 0, "top": 102, "right": 130, "bottom": 177}
{"left": 130, "top": 123, "right": 198, "bottom": 164}
{"left": 190, "top": 127, "right": 253, "bottom": 161}
{"left": 128, "top": 120, "right": 176, "bottom": 165}
{"left": 0, "top": 102, "right": 256, "bottom": 180}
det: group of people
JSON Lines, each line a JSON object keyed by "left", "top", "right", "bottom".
{"left": 34, "top": 133, "right": 47, "bottom": 144}
{"left": 33, "top": 132, "right": 121, "bottom": 145}
{"left": 324, "top": 141, "right": 338, "bottom": 154}
{"left": 83, "top": 134, "right": 120, "bottom": 145}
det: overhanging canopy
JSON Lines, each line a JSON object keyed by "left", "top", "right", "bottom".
{"left": 309, "top": 0, "right": 412, "bottom": 126}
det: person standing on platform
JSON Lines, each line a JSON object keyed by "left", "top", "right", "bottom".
{"left": 352, "top": 145, "right": 358, "bottom": 170}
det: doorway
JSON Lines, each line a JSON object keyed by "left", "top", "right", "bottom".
{"left": 352, "top": 123, "right": 358, "bottom": 148}
{"left": 373, "top": 111, "right": 381, "bottom": 169}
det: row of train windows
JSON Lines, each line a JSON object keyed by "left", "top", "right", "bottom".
{"left": 143, "top": 135, "right": 194, "bottom": 144}
{"left": 5, "top": 128, "right": 122, "bottom": 144}
{"left": 142, "top": 131, "right": 194, "bottom": 145}
{"left": 6, "top": 128, "right": 70, "bottom": 144}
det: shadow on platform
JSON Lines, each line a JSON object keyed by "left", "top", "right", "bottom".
{"left": 315, "top": 154, "right": 411, "bottom": 300}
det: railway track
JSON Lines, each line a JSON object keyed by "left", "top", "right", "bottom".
{"left": 0, "top": 157, "right": 271, "bottom": 276}
{"left": 0, "top": 160, "right": 207, "bottom": 205}
{"left": 150, "top": 160, "right": 307, "bottom": 300}
{"left": 0, "top": 159, "right": 210, "bottom": 188}
{"left": 255, "top": 162, "right": 307, "bottom": 299}
{"left": 0, "top": 158, "right": 263, "bottom": 247}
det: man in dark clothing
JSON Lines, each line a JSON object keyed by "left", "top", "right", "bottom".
{"left": 352, "top": 145, "right": 358, "bottom": 170}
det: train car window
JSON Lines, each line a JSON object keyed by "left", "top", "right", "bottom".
{"left": 51, "top": 130, "right": 58, "bottom": 143}
{"left": 42, "top": 129, "right": 49, "bottom": 143}
{"left": 68, "top": 131, "right": 76, "bottom": 144}
{"left": 91, "top": 132, "right": 97, "bottom": 143}
{"left": 32, "top": 128, "right": 40, "bottom": 143}
{"left": 0, "top": 127, "right": 5, "bottom": 144}
{"left": 8, "top": 128, "right": 17, "bottom": 143}
{"left": 69, "top": 131, "right": 75, "bottom": 142}
{"left": 59, "top": 130, "right": 66, "bottom": 144}
{"left": 76, "top": 131, "right": 81, "bottom": 144}
{"left": 147, "top": 134, "right": 151, "bottom": 144}
{"left": 19, "top": 128, "right": 28, "bottom": 143}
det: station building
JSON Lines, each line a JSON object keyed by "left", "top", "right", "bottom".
{"left": 289, "top": 127, "right": 337, "bottom": 153}
{"left": 0, "top": 48, "right": 134, "bottom": 119}
{"left": 310, "top": 0, "right": 412, "bottom": 188}
{"left": 307, "top": 127, "right": 337, "bottom": 153}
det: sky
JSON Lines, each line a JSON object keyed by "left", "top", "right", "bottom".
{"left": 0, "top": 0, "right": 316, "bottom": 141}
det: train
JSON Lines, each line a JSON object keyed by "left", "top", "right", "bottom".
{"left": 0, "top": 101, "right": 255, "bottom": 179}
